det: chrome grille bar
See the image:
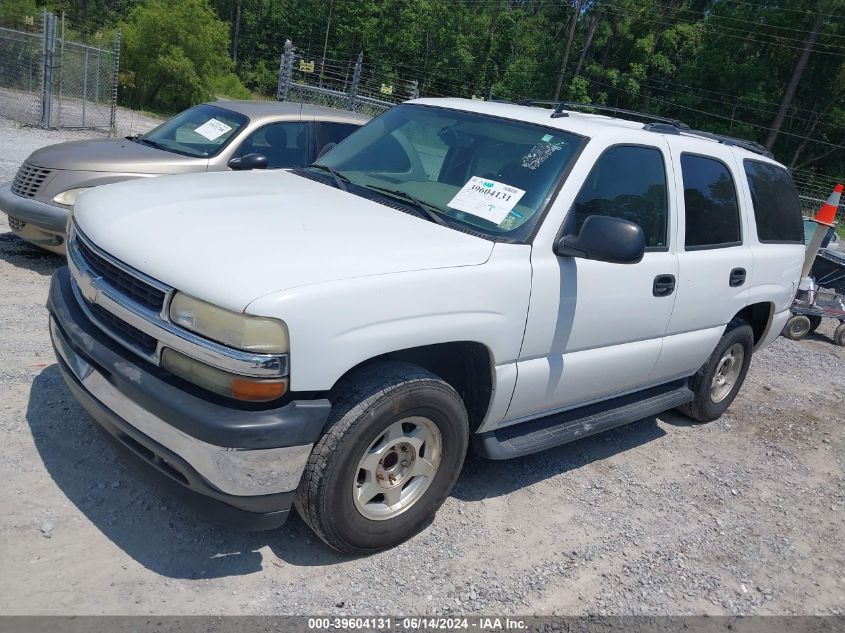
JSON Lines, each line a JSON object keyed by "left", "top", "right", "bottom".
{"left": 67, "top": 223, "right": 288, "bottom": 378}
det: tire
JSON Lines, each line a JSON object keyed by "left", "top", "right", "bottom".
{"left": 782, "top": 315, "right": 811, "bottom": 340}
{"left": 808, "top": 315, "right": 823, "bottom": 333}
{"left": 834, "top": 323, "right": 845, "bottom": 347}
{"left": 677, "top": 321, "right": 754, "bottom": 423}
{"left": 295, "top": 361, "right": 469, "bottom": 554}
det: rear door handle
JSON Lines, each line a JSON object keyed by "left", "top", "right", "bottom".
{"left": 653, "top": 274, "right": 676, "bottom": 297}
{"left": 730, "top": 267, "right": 746, "bottom": 287}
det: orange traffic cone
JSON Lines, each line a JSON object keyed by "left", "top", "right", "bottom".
{"left": 802, "top": 183, "right": 843, "bottom": 277}
{"left": 814, "top": 183, "right": 842, "bottom": 227}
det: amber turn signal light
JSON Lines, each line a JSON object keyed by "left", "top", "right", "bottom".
{"left": 231, "top": 378, "right": 288, "bottom": 401}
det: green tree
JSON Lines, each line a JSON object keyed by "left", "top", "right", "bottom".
{"left": 0, "top": 0, "right": 39, "bottom": 29}
{"left": 119, "top": 0, "right": 247, "bottom": 112}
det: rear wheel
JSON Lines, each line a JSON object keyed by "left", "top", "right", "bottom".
{"left": 677, "top": 321, "right": 754, "bottom": 423}
{"left": 295, "top": 362, "right": 468, "bottom": 554}
{"left": 782, "top": 315, "right": 811, "bottom": 340}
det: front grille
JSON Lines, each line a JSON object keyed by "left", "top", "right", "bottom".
{"left": 11, "top": 162, "right": 52, "bottom": 198}
{"left": 7, "top": 216, "right": 26, "bottom": 231}
{"left": 76, "top": 238, "right": 166, "bottom": 312}
{"left": 89, "top": 302, "right": 158, "bottom": 354}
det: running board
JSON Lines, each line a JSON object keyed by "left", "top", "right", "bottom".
{"left": 473, "top": 380, "right": 693, "bottom": 460}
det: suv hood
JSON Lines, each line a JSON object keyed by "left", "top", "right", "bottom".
{"left": 28, "top": 139, "right": 206, "bottom": 174}
{"left": 73, "top": 170, "right": 494, "bottom": 312}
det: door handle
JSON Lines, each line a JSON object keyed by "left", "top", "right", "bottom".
{"left": 729, "top": 267, "right": 746, "bottom": 287}
{"left": 653, "top": 274, "right": 676, "bottom": 297}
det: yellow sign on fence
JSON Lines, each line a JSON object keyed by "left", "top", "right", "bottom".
{"left": 380, "top": 84, "right": 394, "bottom": 95}
{"left": 299, "top": 60, "right": 315, "bottom": 73}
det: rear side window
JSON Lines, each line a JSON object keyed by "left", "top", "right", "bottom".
{"left": 681, "top": 154, "right": 742, "bottom": 249}
{"left": 572, "top": 145, "right": 669, "bottom": 248}
{"left": 317, "top": 122, "right": 361, "bottom": 148}
{"left": 743, "top": 159, "right": 803, "bottom": 243}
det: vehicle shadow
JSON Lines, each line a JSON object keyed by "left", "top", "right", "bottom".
{"left": 453, "top": 415, "right": 669, "bottom": 502}
{"left": 26, "top": 364, "right": 350, "bottom": 579}
{"left": 27, "top": 364, "right": 679, "bottom": 578}
{"left": 0, "top": 231, "right": 64, "bottom": 275}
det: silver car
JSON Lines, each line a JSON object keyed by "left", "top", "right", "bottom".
{"left": 1, "top": 100, "right": 369, "bottom": 254}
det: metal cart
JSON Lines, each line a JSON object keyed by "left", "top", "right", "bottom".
{"left": 783, "top": 248, "right": 845, "bottom": 345}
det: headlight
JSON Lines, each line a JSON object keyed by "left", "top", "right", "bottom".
{"left": 161, "top": 348, "right": 287, "bottom": 401}
{"left": 52, "top": 187, "right": 90, "bottom": 206}
{"left": 169, "top": 293, "right": 289, "bottom": 354}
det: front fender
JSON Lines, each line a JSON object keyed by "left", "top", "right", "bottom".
{"left": 245, "top": 243, "right": 532, "bottom": 392}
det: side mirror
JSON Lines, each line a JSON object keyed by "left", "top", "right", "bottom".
{"left": 554, "top": 215, "right": 645, "bottom": 264}
{"left": 228, "top": 153, "right": 269, "bottom": 170}
{"left": 316, "top": 142, "right": 337, "bottom": 160}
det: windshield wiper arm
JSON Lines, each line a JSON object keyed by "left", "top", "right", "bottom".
{"left": 139, "top": 138, "right": 166, "bottom": 151}
{"left": 307, "top": 163, "right": 350, "bottom": 192}
{"left": 365, "top": 185, "right": 449, "bottom": 227}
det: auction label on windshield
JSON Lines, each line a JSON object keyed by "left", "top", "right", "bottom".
{"left": 448, "top": 177, "right": 525, "bottom": 225}
{"left": 193, "top": 118, "right": 232, "bottom": 141}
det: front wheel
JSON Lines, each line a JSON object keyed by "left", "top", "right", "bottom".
{"left": 677, "top": 321, "right": 754, "bottom": 423}
{"left": 295, "top": 362, "right": 469, "bottom": 554}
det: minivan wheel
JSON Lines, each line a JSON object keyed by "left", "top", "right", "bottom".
{"left": 295, "top": 362, "right": 469, "bottom": 554}
{"left": 677, "top": 321, "right": 754, "bottom": 423}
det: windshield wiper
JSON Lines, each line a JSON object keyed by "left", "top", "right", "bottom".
{"left": 365, "top": 185, "right": 449, "bottom": 227}
{"left": 307, "top": 163, "right": 350, "bottom": 192}
{"left": 139, "top": 138, "right": 167, "bottom": 151}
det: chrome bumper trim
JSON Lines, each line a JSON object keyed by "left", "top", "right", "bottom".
{"left": 67, "top": 225, "right": 288, "bottom": 378}
{"left": 51, "top": 316, "right": 310, "bottom": 497}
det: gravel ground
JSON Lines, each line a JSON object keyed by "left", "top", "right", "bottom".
{"left": 0, "top": 115, "right": 843, "bottom": 616}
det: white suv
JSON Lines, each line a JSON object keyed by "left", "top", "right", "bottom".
{"left": 46, "top": 98, "right": 805, "bottom": 553}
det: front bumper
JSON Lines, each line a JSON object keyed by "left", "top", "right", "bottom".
{"left": 0, "top": 182, "right": 68, "bottom": 253}
{"left": 47, "top": 267, "right": 331, "bottom": 530}
{"left": 0, "top": 182, "right": 68, "bottom": 232}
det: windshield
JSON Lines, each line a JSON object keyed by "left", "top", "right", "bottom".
{"left": 139, "top": 104, "right": 247, "bottom": 158}
{"left": 312, "top": 104, "right": 583, "bottom": 240}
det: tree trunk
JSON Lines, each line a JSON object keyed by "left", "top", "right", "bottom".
{"left": 231, "top": 0, "right": 241, "bottom": 65}
{"left": 574, "top": 9, "right": 600, "bottom": 78}
{"left": 553, "top": 0, "right": 583, "bottom": 101}
{"left": 765, "top": 11, "right": 824, "bottom": 151}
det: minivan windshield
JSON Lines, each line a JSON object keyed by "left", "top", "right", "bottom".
{"left": 311, "top": 104, "right": 583, "bottom": 240}
{"left": 138, "top": 104, "right": 247, "bottom": 158}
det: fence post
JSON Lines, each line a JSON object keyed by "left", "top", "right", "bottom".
{"left": 277, "top": 39, "right": 294, "bottom": 101}
{"left": 410, "top": 79, "right": 419, "bottom": 100}
{"left": 40, "top": 11, "right": 56, "bottom": 129}
{"left": 82, "top": 47, "right": 89, "bottom": 127}
{"left": 348, "top": 51, "right": 363, "bottom": 110}
{"left": 110, "top": 30, "right": 121, "bottom": 134}
{"left": 57, "top": 12, "right": 64, "bottom": 128}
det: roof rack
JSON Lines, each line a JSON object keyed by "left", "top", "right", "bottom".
{"left": 681, "top": 129, "right": 774, "bottom": 158}
{"left": 523, "top": 100, "right": 690, "bottom": 128}
{"left": 520, "top": 99, "right": 774, "bottom": 159}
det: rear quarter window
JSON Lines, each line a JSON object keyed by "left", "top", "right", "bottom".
{"left": 743, "top": 159, "right": 804, "bottom": 243}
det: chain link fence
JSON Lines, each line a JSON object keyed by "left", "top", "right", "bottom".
{"left": 276, "top": 40, "right": 417, "bottom": 117}
{"left": 0, "top": 11, "right": 119, "bottom": 130}
{"left": 0, "top": 25, "right": 45, "bottom": 125}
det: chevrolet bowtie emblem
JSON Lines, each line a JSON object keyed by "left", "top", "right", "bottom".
{"left": 78, "top": 273, "right": 100, "bottom": 304}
